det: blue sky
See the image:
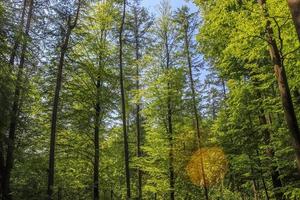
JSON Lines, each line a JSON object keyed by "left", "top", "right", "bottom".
{"left": 141, "top": 0, "right": 198, "bottom": 13}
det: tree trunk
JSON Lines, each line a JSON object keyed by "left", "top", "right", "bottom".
{"left": 287, "top": 0, "right": 300, "bottom": 42}
{"left": 57, "top": 187, "right": 62, "bottom": 200}
{"left": 168, "top": 105, "right": 175, "bottom": 200}
{"left": 255, "top": 150, "right": 271, "bottom": 200}
{"left": 164, "top": 25, "right": 175, "bottom": 200}
{"left": 258, "top": 0, "right": 300, "bottom": 174}
{"left": 3, "top": 1, "right": 34, "bottom": 199}
{"left": 183, "top": 17, "right": 209, "bottom": 200}
{"left": 258, "top": 112, "right": 284, "bottom": 200}
{"left": 0, "top": 141, "right": 3, "bottom": 198}
{"left": 93, "top": 29, "right": 106, "bottom": 200}
{"left": 0, "top": 1, "right": 28, "bottom": 195}
{"left": 261, "top": 176, "right": 270, "bottom": 200}
{"left": 119, "top": 1, "right": 131, "bottom": 199}
{"left": 47, "top": 22, "right": 71, "bottom": 200}
{"left": 47, "top": 2, "right": 81, "bottom": 199}
{"left": 93, "top": 79, "right": 100, "bottom": 200}
{"left": 133, "top": 4, "right": 142, "bottom": 199}
{"left": 252, "top": 179, "right": 259, "bottom": 200}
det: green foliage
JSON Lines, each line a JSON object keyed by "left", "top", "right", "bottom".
{"left": 2, "top": 0, "right": 300, "bottom": 199}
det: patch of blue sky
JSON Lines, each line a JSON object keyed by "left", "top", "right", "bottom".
{"left": 141, "top": 0, "right": 198, "bottom": 14}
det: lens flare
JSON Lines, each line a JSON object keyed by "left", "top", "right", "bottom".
{"left": 186, "top": 147, "right": 228, "bottom": 187}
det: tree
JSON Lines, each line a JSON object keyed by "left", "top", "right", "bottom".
{"left": 159, "top": 2, "right": 176, "bottom": 199}
{"left": 126, "top": 1, "right": 153, "bottom": 198}
{"left": 47, "top": 1, "right": 82, "bottom": 199}
{"left": 2, "top": 0, "right": 34, "bottom": 199}
{"left": 2, "top": 0, "right": 300, "bottom": 199}
{"left": 175, "top": 6, "right": 209, "bottom": 200}
{"left": 118, "top": 0, "right": 131, "bottom": 199}
{"left": 258, "top": 0, "right": 300, "bottom": 174}
{"left": 194, "top": 0, "right": 300, "bottom": 198}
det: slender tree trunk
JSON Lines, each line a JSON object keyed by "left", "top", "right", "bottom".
{"left": 0, "top": 1, "right": 27, "bottom": 195}
{"left": 250, "top": 162, "right": 260, "bottom": 200}
{"left": 132, "top": 4, "right": 142, "bottom": 199}
{"left": 3, "top": 1, "right": 34, "bottom": 199}
{"left": 94, "top": 79, "right": 100, "bottom": 200}
{"left": 93, "top": 30, "right": 106, "bottom": 200}
{"left": 167, "top": 105, "right": 175, "bottom": 200}
{"left": 252, "top": 179, "right": 259, "bottom": 200}
{"left": 183, "top": 18, "right": 209, "bottom": 200}
{"left": 47, "top": 2, "right": 81, "bottom": 199}
{"left": 119, "top": 1, "right": 131, "bottom": 199}
{"left": 0, "top": 141, "right": 3, "bottom": 198}
{"left": 57, "top": 187, "right": 62, "bottom": 200}
{"left": 258, "top": 0, "right": 300, "bottom": 174}
{"left": 254, "top": 150, "right": 271, "bottom": 200}
{"left": 0, "top": 126, "right": 4, "bottom": 199}
{"left": 253, "top": 85, "right": 284, "bottom": 199}
{"left": 261, "top": 176, "right": 270, "bottom": 200}
{"left": 164, "top": 29, "right": 175, "bottom": 200}
{"left": 47, "top": 22, "right": 71, "bottom": 200}
{"left": 258, "top": 112, "right": 284, "bottom": 200}
{"left": 287, "top": 0, "right": 300, "bottom": 42}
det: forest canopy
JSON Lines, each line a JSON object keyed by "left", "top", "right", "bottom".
{"left": 1, "top": 0, "right": 300, "bottom": 199}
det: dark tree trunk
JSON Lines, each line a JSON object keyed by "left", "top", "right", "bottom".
{"left": 258, "top": 0, "right": 300, "bottom": 174}
{"left": 253, "top": 151, "right": 271, "bottom": 200}
{"left": 119, "top": 1, "right": 131, "bottom": 199}
{"left": 57, "top": 187, "right": 62, "bottom": 200}
{"left": 93, "top": 29, "right": 106, "bottom": 200}
{"left": 261, "top": 176, "right": 270, "bottom": 200}
{"left": 133, "top": 4, "right": 142, "bottom": 199}
{"left": 183, "top": 17, "right": 209, "bottom": 200}
{"left": 165, "top": 29, "right": 175, "bottom": 200}
{"left": 252, "top": 179, "right": 259, "bottom": 200}
{"left": 168, "top": 100, "right": 175, "bottom": 200}
{"left": 0, "top": 0, "right": 27, "bottom": 195}
{"left": 258, "top": 112, "right": 284, "bottom": 200}
{"left": 3, "top": 1, "right": 34, "bottom": 199}
{"left": 287, "top": 0, "right": 300, "bottom": 42}
{"left": 0, "top": 142, "right": 3, "bottom": 198}
{"left": 47, "top": 2, "right": 81, "bottom": 199}
{"left": 47, "top": 22, "right": 71, "bottom": 200}
{"left": 93, "top": 79, "right": 100, "bottom": 200}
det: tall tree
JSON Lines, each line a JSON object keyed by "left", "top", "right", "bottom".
{"left": 157, "top": 1, "right": 176, "bottom": 199}
{"left": 127, "top": 0, "right": 153, "bottom": 198}
{"left": 175, "top": 6, "right": 209, "bottom": 200}
{"left": 47, "top": 1, "right": 81, "bottom": 199}
{"left": 118, "top": 0, "right": 131, "bottom": 199}
{"left": 2, "top": 0, "right": 34, "bottom": 199}
{"left": 258, "top": 0, "right": 300, "bottom": 173}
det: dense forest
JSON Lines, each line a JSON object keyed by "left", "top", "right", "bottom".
{"left": 1, "top": 0, "right": 300, "bottom": 199}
